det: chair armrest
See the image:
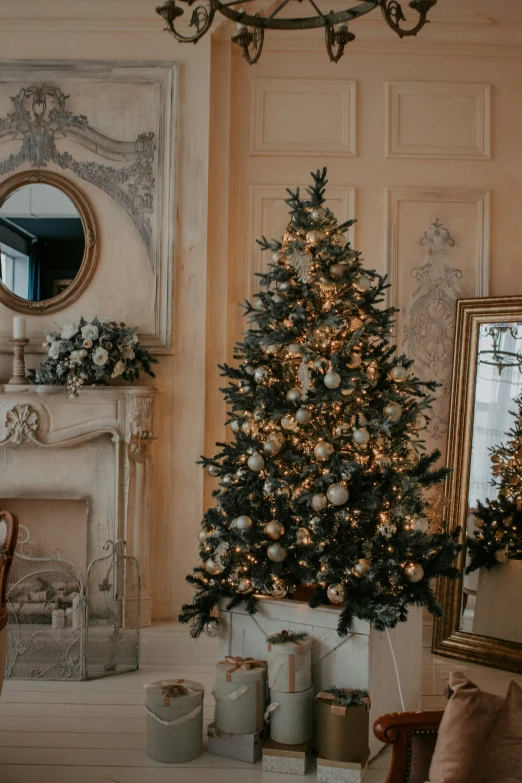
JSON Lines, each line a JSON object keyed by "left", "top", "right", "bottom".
{"left": 0, "top": 511, "right": 19, "bottom": 632}
{"left": 373, "top": 711, "right": 444, "bottom": 783}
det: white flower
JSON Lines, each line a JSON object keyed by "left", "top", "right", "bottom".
{"left": 92, "top": 347, "right": 109, "bottom": 367}
{"left": 83, "top": 339, "right": 93, "bottom": 349}
{"left": 69, "top": 350, "right": 83, "bottom": 363}
{"left": 121, "top": 344, "right": 135, "bottom": 360}
{"left": 61, "top": 323, "right": 79, "bottom": 340}
{"left": 48, "top": 340, "right": 64, "bottom": 360}
{"left": 45, "top": 333, "right": 56, "bottom": 345}
{"left": 81, "top": 324, "right": 99, "bottom": 341}
{"left": 111, "top": 360, "right": 125, "bottom": 379}
{"left": 131, "top": 334, "right": 139, "bottom": 345}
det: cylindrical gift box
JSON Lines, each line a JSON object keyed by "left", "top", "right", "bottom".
{"left": 265, "top": 686, "right": 314, "bottom": 745}
{"left": 267, "top": 635, "right": 312, "bottom": 693}
{"left": 213, "top": 657, "right": 267, "bottom": 734}
{"left": 316, "top": 691, "right": 370, "bottom": 762}
{"left": 146, "top": 679, "right": 204, "bottom": 763}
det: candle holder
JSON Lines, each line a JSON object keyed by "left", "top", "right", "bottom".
{"left": 8, "top": 338, "right": 30, "bottom": 385}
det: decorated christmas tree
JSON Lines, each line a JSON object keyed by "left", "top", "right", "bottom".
{"left": 180, "top": 169, "right": 459, "bottom": 638}
{"left": 467, "top": 395, "right": 522, "bottom": 572}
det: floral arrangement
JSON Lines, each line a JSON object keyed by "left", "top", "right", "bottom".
{"left": 29, "top": 317, "right": 157, "bottom": 397}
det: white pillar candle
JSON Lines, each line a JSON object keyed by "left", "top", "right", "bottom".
{"left": 12, "top": 316, "right": 26, "bottom": 339}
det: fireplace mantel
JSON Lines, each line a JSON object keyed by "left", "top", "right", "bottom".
{"left": 0, "top": 384, "right": 158, "bottom": 626}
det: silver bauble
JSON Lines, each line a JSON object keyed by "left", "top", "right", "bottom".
{"left": 241, "top": 420, "right": 251, "bottom": 434}
{"left": 204, "top": 618, "right": 220, "bottom": 637}
{"left": 324, "top": 371, "right": 342, "bottom": 389}
{"left": 241, "top": 382, "right": 253, "bottom": 394}
{"left": 237, "top": 578, "right": 253, "bottom": 594}
{"left": 235, "top": 515, "right": 253, "bottom": 531}
{"left": 330, "top": 262, "right": 346, "bottom": 278}
{"left": 332, "top": 233, "right": 348, "bottom": 247}
{"left": 327, "top": 583, "right": 345, "bottom": 604}
{"left": 206, "top": 558, "right": 223, "bottom": 575}
{"left": 288, "top": 343, "right": 303, "bottom": 356}
{"left": 414, "top": 414, "right": 427, "bottom": 430}
{"left": 272, "top": 251, "right": 284, "bottom": 263}
{"left": 306, "top": 229, "right": 325, "bottom": 246}
{"left": 341, "top": 385, "right": 356, "bottom": 397}
{"left": 271, "top": 581, "right": 288, "bottom": 598}
{"left": 404, "top": 562, "right": 424, "bottom": 583}
{"left": 286, "top": 387, "right": 302, "bottom": 403}
{"left": 390, "top": 365, "right": 408, "bottom": 382}
{"left": 272, "top": 293, "right": 285, "bottom": 304}
{"left": 267, "top": 542, "right": 288, "bottom": 562}
{"left": 296, "top": 527, "right": 311, "bottom": 546}
{"left": 255, "top": 298, "right": 265, "bottom": 311}
{"left": 222, "top": 475, "right": 233, "bottom": 486}
{"left": 415, "top": 518, "right": 430, "bottom": 533}
{"left": 311, "top": 207, "right": 327, "bottom": 221}
{"left": 254, "top": 365, "right": 269, "bottom": 383}
{"left": 264, "top": 520, "right": 285, "bottom": 540}
{"left": 495, "top": 549, "right": 509, "bottom": 563}
{"left": 315, "top": 441, "right": 334, "bottom": 461}
{"left": 281, "top": 414, "right": 297, "bottom": 431}
{"left": 230, "top": 419, "right": 240, "bottom": 433}
{"left": 247, "top": 452, "right": 265, "bottom": 472}
{"left": 198, "top": 529, "right": 210, "bottom": 543}
{"left": 264, "top": 438, "right": 282, "bottom": 456}
{"left": 352, "top": 558, "right": 372, "bottom": 578}
{"left": 346, "top": 352, "right": 362, "bottom": 369}
{"left": 279, "top": 280, "right": 292, "bottom": 291}
{"left": 327, "top": 483, "right": 350, "bottom": 506}
{"left": 245, "top": 365, "right": 255, "bottom": 376}
{"left": 354, "top": 275, "right": 371, "bottom": 291}
{"left": 314, "top": 357, "right": 329, "bottom": 371}
{"left": 311, "top": 493, "right": 328, "bottom": 512}
{"left": 263, "top": 342, "right": 279, "bottom": 355}
{"left": 383, "top": 402, "right": 403, "bottom": 422}
{"left": 374, "top": 453, "right": 392, "bottom": 468}
{"left": 353, "top": 428, "right": 370, "bottom": 445}
{"left": 207, "top": 465, "right": 220, "bottom": 477}
{"left": 295, "top": 407, "right": 312, "bottom": 425}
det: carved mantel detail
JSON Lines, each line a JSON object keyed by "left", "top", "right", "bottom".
{"left": 1, "top": 404, "right": 39, "bottom": 445}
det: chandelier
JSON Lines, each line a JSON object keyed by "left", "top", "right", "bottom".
{"left": 478, "top": 325, "right": 522, "bottom": 376}
{"left": 156, "top": 0, "right": 437, "bottom": 65}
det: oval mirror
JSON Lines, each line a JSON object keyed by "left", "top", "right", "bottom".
{"left": 0, "top": 172, "right": 98, "bottom": 314}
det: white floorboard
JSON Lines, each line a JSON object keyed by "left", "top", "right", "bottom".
{"left": 0, "top": 651, "right": 518, "bottom": 783}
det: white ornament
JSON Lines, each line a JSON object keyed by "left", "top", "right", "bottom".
{"left": 230, "top": 420, "right": 240, "bottom": 433}
{"left": 204, "top": 618, "right": 220, "bottom": 637}
{"left": 235, "top": 515, "right": 253, "bottom": 531}
{"left": 324, "top": 371, "right": 342, "bottom": 389}
{"left": 206, "top": 558, "right": 223, "bottom": 575}
{"left": 248, "top": 452, "right": 265, "bottom": 472}
{"left": 346, "top": 352, "right": 362, "bottom": 369}
{"left": 311, "top": 493, "right": 328, "bottom": 511}
{"left": 264, "top": 520, "right": 285, "bottom": 540}
{"left": 327, "top": 583, "right": 345, "bottom": 604}
{"left": 404, "top": 563, "right": 424, "bottom": 583}
{"left": 245, "top": 365, "right": 255, "bottom": 376}
{"left": 295, "top": 407, "right": 312, "bottom": 425}
{"left": 255, "top": 298, "right": 265, "bottom": 311}
{"left": 390, "top": 365, "right": 408, "bottom": 382}
{"left": 354, "top": 275, "right": 371, "bottom": 291}
{"left": 315, "top": 441, "right": 334, "bottom": 461}
{"left": 267, "top": 543, "right": 288, "bottom": 562}
{"left": 415, "top": 518, "right": 430, "bottom": 533}
{"left": 254, "top": 365, "right": 269, "bottom": 383}
{"left": 272, "top": 293, "right": 285, "bottom": 305}
{"left": 384, "top": 402, "right": 403, "bottom": 422}
{"left": 288, "top": 343, "right": 303, "bottom": 356}
{"left": 198, "top": 529, "right": 210, "bottom": 543}
{"left": 353, "top": 428, "right": 370, "bottom": 445}
{"left": 281, "top": 414, "right": 297, "bottom": 431}
{"left": 241, "top": 420, "right": 251, "bottom": 434}
{"left": 207, "top": 465, "right": 220, "bottom": 477}
{"left": 327, "top": 483, "right": 349, "bottom": 506}
{"left": 286, "top": 387, "right": 302, "bottom": 402}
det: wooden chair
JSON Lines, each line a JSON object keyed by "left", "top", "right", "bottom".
{"left": 0, "top": 511, "right": 19, "bottom": 695}
{"left": 373, "top": 711, "right": 444, "bottom": 783}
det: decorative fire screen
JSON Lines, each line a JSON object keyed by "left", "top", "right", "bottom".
{"left": 6, "top": 528, "right": 140, "bottom": 681}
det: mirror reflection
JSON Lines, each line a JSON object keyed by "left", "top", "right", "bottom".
{"left": 461, "top": 322, "right": 522, "bottom": 643}
{"left": 0, "top": 183, "right": 85, "bottom": 302}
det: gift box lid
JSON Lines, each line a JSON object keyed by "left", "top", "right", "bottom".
{"left": 216, "top": 657, "right": 267, "bottom": 684}
{"left": 269, "top": 685, "right": 314, "bottom": 703}
{"left": 267, "top": 633, "right": 312, "bottom": 656}
{"left": 146, "top": 679, "right": 204, "bottom": 709}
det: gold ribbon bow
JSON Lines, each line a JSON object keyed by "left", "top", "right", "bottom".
{"left": 223, "top": 656, "right": 266, "bottom": 682}
{"left": 317, "top": 690, "right": 371, "bottom": 716}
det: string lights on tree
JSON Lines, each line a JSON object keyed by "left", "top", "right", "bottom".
{"left": 179, "top": 169, "right": 459, "bottom": 638}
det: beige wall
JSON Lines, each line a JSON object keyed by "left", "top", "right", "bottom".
{"left": 2, "top": 1, "right": 522, "bottom": 619}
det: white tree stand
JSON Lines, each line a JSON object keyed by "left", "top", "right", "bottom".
{"left": 218, "top": 597, "right": 422, "bottom": 759}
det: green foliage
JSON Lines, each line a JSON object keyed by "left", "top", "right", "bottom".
{"left": 323, "top": 686, "right": 370, "bottom": 707}
{"left": 179, "top": 169, "right": 460, "bottom": 638}
{"left": 266, "top": 630, "right": 309, "bottom": 644}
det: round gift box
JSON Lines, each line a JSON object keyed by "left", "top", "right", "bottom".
{"left": 146, "top": 679, "right": 204, "bottom": 764}
{"left": 316, "top": 693, "right": 370, "bottom": 762}
{"left": 266, "top": 685, "right": 314, "bottom": 745}
{"left": 214, "top": 658, "right": 267, "bottom": 734}
{"left": 267, "top": 635, "right": 312, "bottom": 693}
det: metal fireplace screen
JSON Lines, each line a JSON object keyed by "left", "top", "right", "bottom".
{"left": 6, "top": 529, "right": 139, "bottom": 681}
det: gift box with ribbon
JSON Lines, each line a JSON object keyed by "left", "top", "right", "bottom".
{"left": 265, "top": 685, "right": 314, "bottom": 745}
{"left": 316, "top": 689, "right": 371, "bottom": 763}
{"left": 213, "top": 656, "right": 267, "bottom": 735}
{"left": 266, "top": 631, "right": 312, "bottom": 693}
{"left": 145, "top": 679, "right": 204, "bottom": 764}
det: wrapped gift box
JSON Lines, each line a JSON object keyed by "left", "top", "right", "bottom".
{"left": 213, "top": 656, "right": 267, "bottom": 734}
{"left": 316, "top": 691, "right": 370, "bottom": 762}
{"left": 267, "top": 633, "right": 312, "bottom": 693}
{"left": 262, "top": 738, "right": 311, "bottom": 776}
{"left": 207, "top": 722, "right": 263, "bottom": 763}
{"left": 317, "top": 755, "right": 369, "bottom": 783}
{"left": 145, "top": 679, "right": 204, "bottom": 764}
{"left": 266, "top": 685, "right": 314, "bottom": 745}
{"left": 218, "top": 597, "right": 422, "bottom": 758}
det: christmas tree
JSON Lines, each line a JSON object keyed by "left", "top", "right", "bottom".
{"left": 180, "top": 169, "right": 460, "bottom": 638}
{"left": 467, "top": 395, "right": 522, "bottom": 572}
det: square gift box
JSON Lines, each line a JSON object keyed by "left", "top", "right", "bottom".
{"left": 207, "top": 722, "right": 263, "bottom": 763}
{"left": 262, "top": 738, "right": 311, "bottom": 776}
{"left": 317, "top": 755, "right": 369, "bottom": 783}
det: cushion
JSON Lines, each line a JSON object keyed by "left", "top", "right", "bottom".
{"left": 427, "top": 671, "right": 504, "bottom": 783}
{"left": 472, "top": 681, "right": 522, "bottom": 783}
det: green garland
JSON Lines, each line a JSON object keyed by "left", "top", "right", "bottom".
{"left": 324, "top": 686, "right": 370, "bottom": 707}
{"left": 266, "top": 629, "right": 309, "bottom": 645}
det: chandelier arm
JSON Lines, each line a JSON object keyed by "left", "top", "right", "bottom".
{"left": 305, "top": 0, "right": 328, "bottom": 23}
{"left": 214, "top": 0, "right": 379, "bottom": 30}
{"left": 325, "top": 23, "right": 355, "bottom": 63}
{"left": 156, "top": 0, "right": 216, "bottom": 42}
{"left": 267, "top": 0, "right": 292, "bottom": 22}
{"left": 231, "top": 23, "right": 264, "bottom": 64}
{"left": 379, "top": 0, "right": 436, "bottom": 39}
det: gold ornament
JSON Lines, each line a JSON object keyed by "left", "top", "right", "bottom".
{"left": 352, "top": 559, "right": 371, "bottom": 578}
{"left": 264, "top": 520, "right": 285, "bottom": 540}
{"left": 327, "top": 583, "right": 345, "bottom": 603}
{"left": 389, "top": 365, "right": 408, "bottom": 382}
{"left": 311, "top": 493, "right": 328, "bottom": 511}
{"left": 306, "top": 229, "right": 325, "bottom": 246}
{"left": 495, "top": 549, "right": 509, "bottom": 563}
{"left": 237, "top": 578, "right": 253, "bottom": 594}
{"left": 267, "top": 542, "right": 288, "bottom": 562}
{"left": 295, "top": 407, "right": 312, "bottom": 425}
{"left": 204, "top": 618, "right": 221, "bottom": 637}
{"left": 206, "top": 558, "right": 223, "bottom": 575}
{"left": 296, "top": 527, "right": 312, "bottom": 545}
{"left": 271, "top": 581, "right": 288, "bottom": 598}
{"left": 286, "top": 387, "right": 302, "bottom": 402}
{"left": 327, "top": 483, "right": 350, "bottom": 506}
{"left": 315, "top": 441, "right": 334, "bottom": 461}
{"left": 346, "top": 352, "right": 362, "bottom": 369}
{"left": 404, "top": 562, "right": 424, "bottom": 583}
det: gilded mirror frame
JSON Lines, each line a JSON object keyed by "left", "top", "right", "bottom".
{"left": 0, "top": 170, "right": 98, "bottom": 315}
{"left": 433, "top": 295, "right": 522, "bottom": 673}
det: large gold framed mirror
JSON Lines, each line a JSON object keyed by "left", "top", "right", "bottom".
{"left": 433, "top": 296, "right": 522, "bottom": 673}
{"left": 0, "top": 171, "right": 98, "bottom": 314}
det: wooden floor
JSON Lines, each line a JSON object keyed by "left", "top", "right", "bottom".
{"left": 0, "top": 648, "right": 519, "bottom": 783}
